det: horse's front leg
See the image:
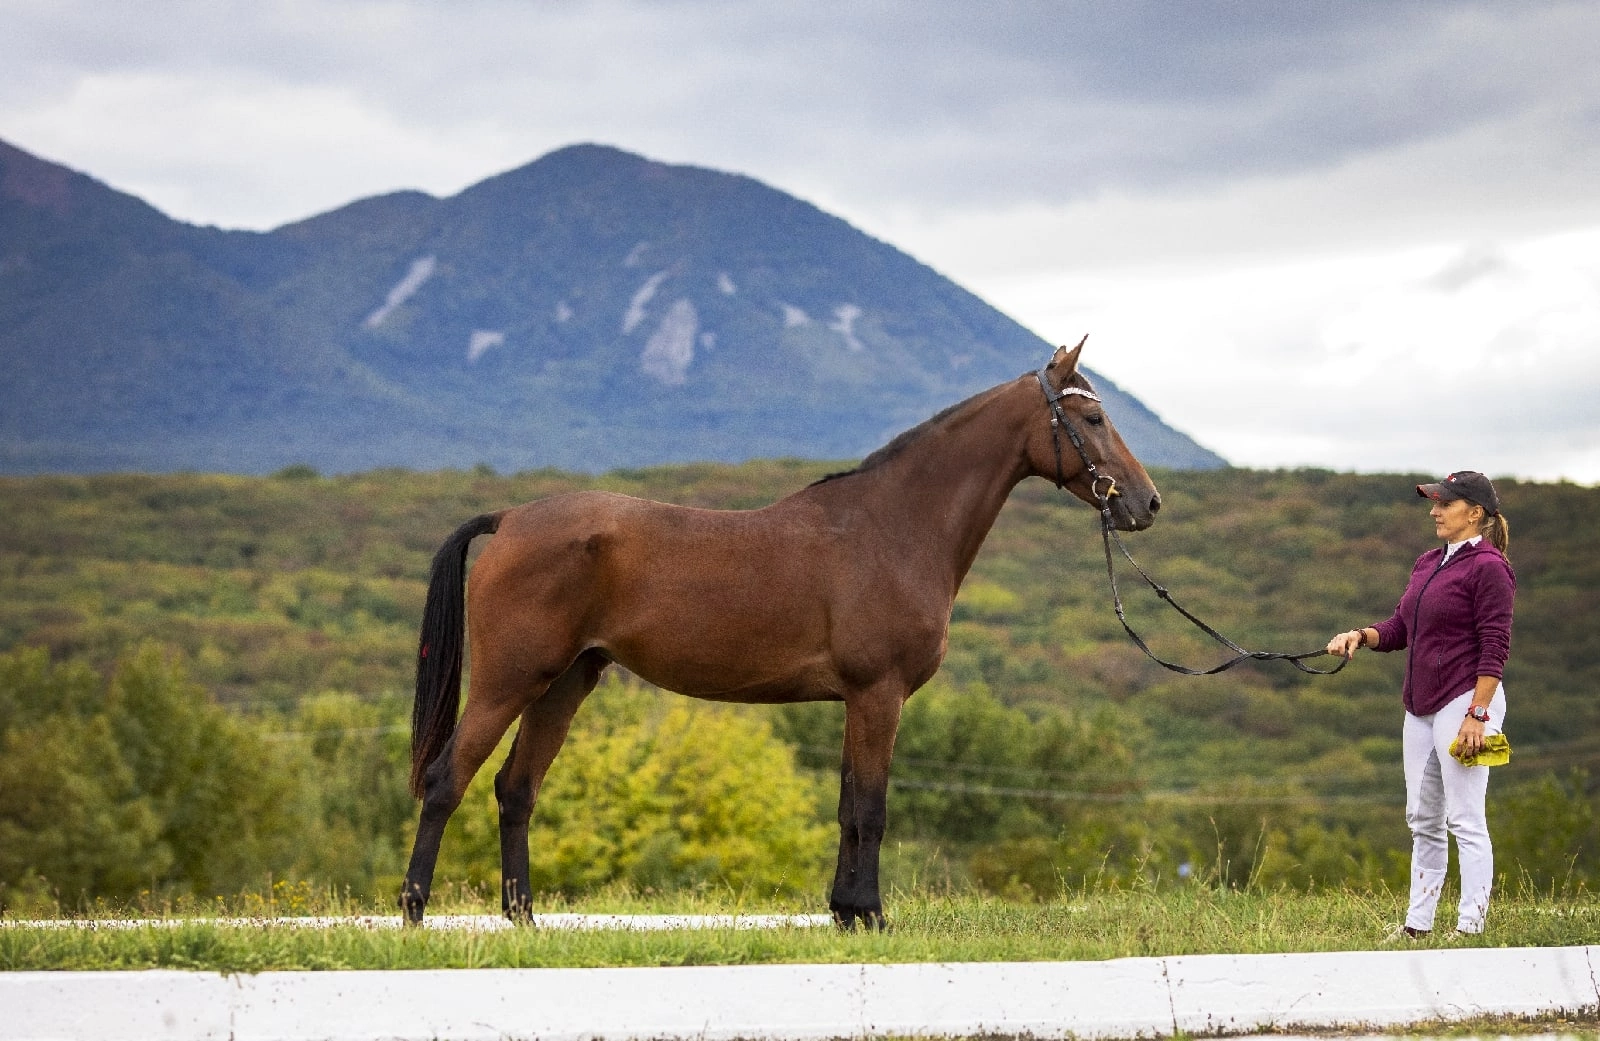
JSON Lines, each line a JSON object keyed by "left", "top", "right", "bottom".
{"left": 829, "top": 716, "right": 861, "bottom": 921}
{"left": 829, "top": 685, "right": 904, "bottom": 931}
{"left": 492, "top": 654, "right": 602, "bottom": 920}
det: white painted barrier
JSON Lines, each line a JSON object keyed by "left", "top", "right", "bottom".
{"left": 4, "top": 944, "right": 1597, "bottom": 1041}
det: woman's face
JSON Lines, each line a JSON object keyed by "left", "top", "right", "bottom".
{"left": 1431, "top": 497, "right": 1484, "bottom": 543}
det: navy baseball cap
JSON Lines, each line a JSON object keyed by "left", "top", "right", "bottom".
{"left": 1417, "top": 471, "right": 1500, "bottom": 515}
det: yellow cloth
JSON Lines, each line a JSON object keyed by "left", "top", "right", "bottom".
{"left": 1449, "top": 732, "right": 1511, "bottom": 767}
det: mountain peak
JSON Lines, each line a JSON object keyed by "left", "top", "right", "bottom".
{"left": 1, "top": 139, "right": 1225, "bottom": 475}
{"left": 0, "top": 139, "right": 75, "bottom": 215}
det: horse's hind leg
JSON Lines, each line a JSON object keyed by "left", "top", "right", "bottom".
{"left": 401, "top": 688, "right": 528, "bottom": 923}
{"left": 494, "top": 650, "right": 607, "bottom": 920}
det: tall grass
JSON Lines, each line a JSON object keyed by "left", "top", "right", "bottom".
{"left": 4, "top": 881, "right": 1598, "bottom": 972}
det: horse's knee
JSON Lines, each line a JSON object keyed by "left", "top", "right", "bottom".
{"left": 836, "top": 791, "right": 855, "bottom": 831}
{"left": 854, "top": 790, "right": 888, "bottom": 844}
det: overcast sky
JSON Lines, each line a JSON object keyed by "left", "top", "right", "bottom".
{"left": 4, "top": 0, "right": 1598, "bottom": 484}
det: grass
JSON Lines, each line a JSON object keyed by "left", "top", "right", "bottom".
{"left": 4, "top": 883, "right": 1600, "bottom": 973}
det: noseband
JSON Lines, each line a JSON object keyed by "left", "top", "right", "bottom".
{"left": 1035, "top": 360, "right": 1346, "bottom": 677}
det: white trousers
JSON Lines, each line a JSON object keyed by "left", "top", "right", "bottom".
{"left": 1402, "top": 685, "right": 1505, "bottom": 934}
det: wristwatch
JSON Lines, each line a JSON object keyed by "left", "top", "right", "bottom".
{"left": 1466, "top": 705, "right": 1491, "bottom": 723}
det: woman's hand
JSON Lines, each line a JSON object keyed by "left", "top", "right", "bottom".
{"left": 1327, "top": 630, "right": 1365, "bottom": 659}
{"left": 1455, "top": 715, "right": 1487, "bottom": 757}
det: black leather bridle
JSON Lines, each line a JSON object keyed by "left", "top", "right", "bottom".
{"left": 1034, "top": 366, "right": 1117, "bottom": 505}
{"left": 1036, "top": 360, "right": 1346, "bottom": 677}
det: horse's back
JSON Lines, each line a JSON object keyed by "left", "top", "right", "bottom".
{"left": 489, "top": 489, "right": 807, "bottom": 558}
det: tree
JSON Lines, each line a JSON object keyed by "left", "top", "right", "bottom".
{"left": 436, "top": 678, "right": 831, "bottom": 898}
{"left": 282, "top": 691, "right": 414, "bottom": 893}
{"left": 0, "top": 650, "right": 164, "bottom": 909}
{"left": 0, "top": 645, "right": 303, "bottom": 909}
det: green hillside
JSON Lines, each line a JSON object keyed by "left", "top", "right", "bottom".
{"left": 2, "top": 465, "right": 1595, "bottom": 911}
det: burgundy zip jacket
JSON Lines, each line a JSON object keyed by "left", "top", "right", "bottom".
{"left": 1370, "top": 539, "right": 1516, "bottom": 717}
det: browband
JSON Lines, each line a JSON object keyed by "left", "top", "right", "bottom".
{"left": 1034, "top": 366, "right": 1101, "bottom": 404}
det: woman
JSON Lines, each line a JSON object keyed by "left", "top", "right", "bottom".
{"left": 1327, "top": 470, "right": 1515, "bottom": 936}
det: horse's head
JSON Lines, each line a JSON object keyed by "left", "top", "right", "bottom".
{"left": 1027, "top": 338, "right": 1161, "bottom": 532}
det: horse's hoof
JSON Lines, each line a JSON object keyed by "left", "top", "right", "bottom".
{"left": 502, "top": 881, "right": 534, "bottom": 924}
{"left": 830, "top": 904, "right": 889, "bottom": 932}
{"left": 398, "top": 888, "right": 427, "bottom": 926}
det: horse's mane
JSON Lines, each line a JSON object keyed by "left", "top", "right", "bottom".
{"left": 807, "top": 387, "right": 1003, "bottom": 487}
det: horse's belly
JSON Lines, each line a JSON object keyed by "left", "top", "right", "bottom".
{"left": 603, "top": 612, "right": 841, "bottom": 704}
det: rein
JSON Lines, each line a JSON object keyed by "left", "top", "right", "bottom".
{"left": 1035, "top": 366, "right": 1346, "bottom": 677}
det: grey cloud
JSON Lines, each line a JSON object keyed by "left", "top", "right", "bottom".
{"left": 13, "top": 0, "right": 1597, "bottom": 214}
{"left": 4, "top": 0, "right": 1599, "bottom": 481}
{"left": 1426, "top": 243, "right": 1512, "bottom": 293}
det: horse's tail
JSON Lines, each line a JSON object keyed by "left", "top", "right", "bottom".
{"left": 409, "top": 512, "right": 503, "bottom": 798}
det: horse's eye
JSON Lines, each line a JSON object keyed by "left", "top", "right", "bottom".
{"left": 1087, "top": 412, "right": 1106, "bottom": 426}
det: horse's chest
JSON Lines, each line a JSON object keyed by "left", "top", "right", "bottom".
{"left": 829, "top": 582, "right": 951, "bottom": 685}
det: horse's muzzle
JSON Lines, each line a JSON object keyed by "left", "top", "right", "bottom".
{"left": 1111, "top": 490, "right": 1161, "bottom": 532}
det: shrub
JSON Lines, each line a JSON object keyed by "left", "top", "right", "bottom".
{"left": 435, "top": 677, "right": 832, "bottom": 898}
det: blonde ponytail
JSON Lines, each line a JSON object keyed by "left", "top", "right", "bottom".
{"left": 1480, "top": 511, "right": 1510, "bottom": 558}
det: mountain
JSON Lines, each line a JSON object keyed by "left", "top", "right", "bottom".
{"left": 0, "top": 138, "right": 1225, "bottom": 475}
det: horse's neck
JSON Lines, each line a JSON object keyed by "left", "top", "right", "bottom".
{"left": 836, "top": 379, "right": 1034, "bottom": 588}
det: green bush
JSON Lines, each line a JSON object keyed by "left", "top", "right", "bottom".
{"left": 436, "top": 677, "right": 832, "bottom": 898}
{"left": 1492, "top": 769, "right": 1597, "bottom": 895}
{"left": 0, "top": 645, "right": 299, "bottom": 910}
{"left": 3, "top": 467, "right": 1598, "bottom": 906}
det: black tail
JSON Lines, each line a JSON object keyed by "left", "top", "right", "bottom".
{"left": 409, "top": 512, "right": 502, "bottom": 797}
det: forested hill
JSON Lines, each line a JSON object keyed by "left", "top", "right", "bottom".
{"left": 0, "top": 138, "right": 1222, "bottom": 476}
{"left": 4, "top": 463, "right": 1595, "bottom": 769}
{"left": 2, "top": 465, "right": 1596, "bottom": 905}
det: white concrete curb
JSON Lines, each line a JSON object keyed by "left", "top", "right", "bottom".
{"left": 3, "top": 945, "right": 1596, "bottom": 1041}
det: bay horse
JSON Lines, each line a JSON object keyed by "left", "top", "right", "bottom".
{"left": 400, "top": 339, "right": 1161, "bottom": 928}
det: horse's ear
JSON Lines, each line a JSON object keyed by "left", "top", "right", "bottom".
{"left": 1048, "top": 335, "right": 1088, "bottom": 374}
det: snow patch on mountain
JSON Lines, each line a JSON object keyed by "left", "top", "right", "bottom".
{"left": 363, "top": 255, "right": 436, "bottom": 329}
{"left": 624, "top": 270, "right": 671, "bottom": 334}
{"left": 830, "top": 304, "right": 865, "bottom": 351}
{"left": 641, "top": 299, "right": 698, "bottom": 385}
{"left": 467, "top": 330, "right": 505, "bottom": 363}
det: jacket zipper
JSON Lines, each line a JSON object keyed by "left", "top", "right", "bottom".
{"left": 1406, "top": 550, "right": 1459, "bottom": 704}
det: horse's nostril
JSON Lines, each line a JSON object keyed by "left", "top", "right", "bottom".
{"left": 1149, "top": 494, "right": 1162, "bottom": 514}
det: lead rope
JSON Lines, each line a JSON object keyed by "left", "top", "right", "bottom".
{"left": 1037, "top": 367, "right": 1346, "bottom": 677}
